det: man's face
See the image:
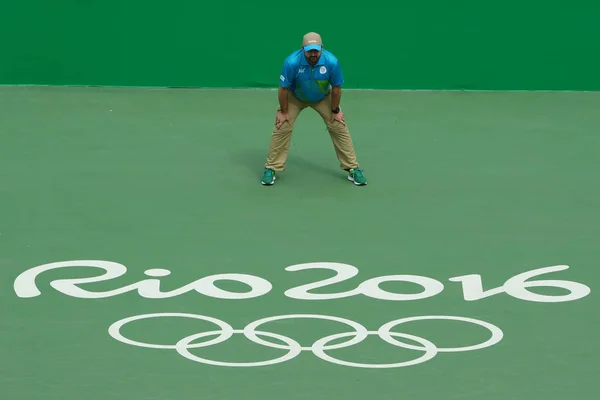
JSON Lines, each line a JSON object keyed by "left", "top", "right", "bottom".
{"left": 304, "top": 49, "right": 321, "bottom": 64}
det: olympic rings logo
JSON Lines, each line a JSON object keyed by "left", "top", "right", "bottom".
{"left": 108, "top": 313, "right": 504, "bottom": 368}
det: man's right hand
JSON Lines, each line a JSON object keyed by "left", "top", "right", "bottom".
{"left": 275, "top": 111, "right": 289, "bottom": 129}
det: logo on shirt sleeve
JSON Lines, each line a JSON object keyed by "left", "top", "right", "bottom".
{"left": 280, "top": 75, "right": 285, "bottom": 82}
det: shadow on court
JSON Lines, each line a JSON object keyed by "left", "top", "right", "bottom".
{"left": 231, "top": 149, "right": 344, "bottom": 183}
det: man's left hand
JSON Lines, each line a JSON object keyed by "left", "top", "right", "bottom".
{"left": 332, "top": 110, "right": 345, "bottom": 125}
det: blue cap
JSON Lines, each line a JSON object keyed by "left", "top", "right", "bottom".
{"left": 303, "top": 44, "right": 322, "bottom": 51}
{"left": 302, "top": 32, "right": 323, "bottom": 52}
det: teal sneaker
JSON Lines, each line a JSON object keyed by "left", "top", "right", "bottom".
{"left": 347, "top": 168, "right": 367, "bottom": 185}
{"left": 261, "top": 168, "right": 276, "bottom": 185}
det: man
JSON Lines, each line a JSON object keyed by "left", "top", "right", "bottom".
{"left": 261, "top": 32, "right": 367, "bottom": 186}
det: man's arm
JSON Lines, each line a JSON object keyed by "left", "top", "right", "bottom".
{"left": 278, "top": 60, "right": 293, "bottom": 114}
{"left": 331, "top": 86, "right": 341, "bottom": 110}
{"left": 329, "top": 61, "right": 344, "bottom": 111}
{"left": 278, "top": 85, "right": 289, "bottom": 114}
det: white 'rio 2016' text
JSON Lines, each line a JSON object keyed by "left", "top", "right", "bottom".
{"left": 13, "top": 260, "right": 591, "bottom": 303}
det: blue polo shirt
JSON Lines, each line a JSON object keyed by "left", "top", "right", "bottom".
{"left": 278, "top": 49, "right": 344, "bottom": 103}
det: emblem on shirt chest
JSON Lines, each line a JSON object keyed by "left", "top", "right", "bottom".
{"left": 296, "top": 65, "right": 328, "bottom": 79}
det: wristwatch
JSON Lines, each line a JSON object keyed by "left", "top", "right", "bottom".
{"left": 332, "top": 106, "right": 340, "bottom": 114}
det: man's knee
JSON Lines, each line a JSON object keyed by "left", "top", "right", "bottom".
{"left": 273, "top": 117, "right": 295, "bottom": 134}
{"left": 326, "top": 120, "right": 349, "bottom": 136}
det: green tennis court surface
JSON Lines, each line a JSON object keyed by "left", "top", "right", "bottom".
{"left": 1, "top": 86, "right": 599, "bottom": 399}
